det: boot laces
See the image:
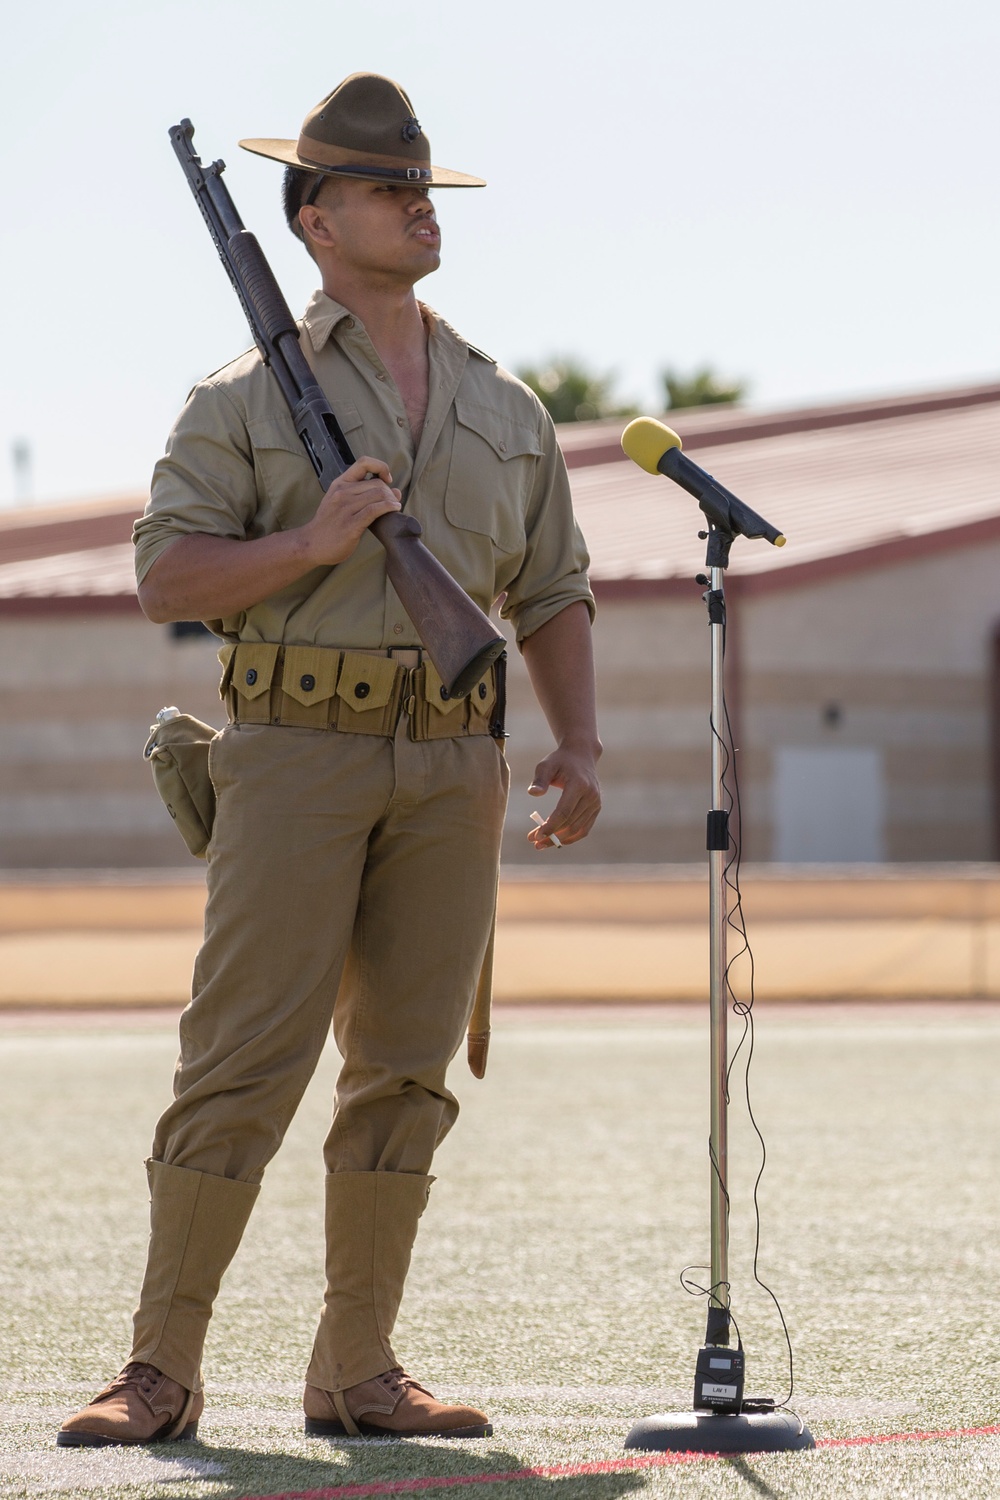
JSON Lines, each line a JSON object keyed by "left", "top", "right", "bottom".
{"left": 385, "top": 1367, "right": 431, "bottom": 1397}
{"left": 107, "top": 1363, "right": 159, "bottom": 1397}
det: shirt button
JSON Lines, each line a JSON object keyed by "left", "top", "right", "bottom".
{"left": 498, "top": 440, "right": 507, "bottom": 453}
{"left": 344, "top": 317, "right": 355, "bottom": 329}
{"left": 377, "top": 372, "right": 387, "bottom": 381}
{"left": 392, "top": 623, "right": 404, "bottom": 635}
{"left": 396, "top": 416, "right": 405, "bottom": 426}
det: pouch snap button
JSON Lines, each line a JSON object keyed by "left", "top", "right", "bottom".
{"left": 439, "top": 685, "right": 450, "bottom": 700}
{"left": 478, "top": 682, "right": 488, "bottom": 699}
{"left": 300, "top": 674, "right": 315, "bottom": 692}
{"left": 354, "top": 682, "right": 371, "bottom": 699}
{"left": 245, "top": 668, "right": 258, "bottom": 685}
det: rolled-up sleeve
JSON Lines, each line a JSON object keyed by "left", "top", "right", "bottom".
{"left": 133, "top": 379, "right": 257, "bottom": 586}
{"left": 500, "top": 409, "right": 596, "bottom": 644}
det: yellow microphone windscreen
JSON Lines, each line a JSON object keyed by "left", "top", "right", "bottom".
{"left": 621, "top": 417, "right": 683, "bottom": 475}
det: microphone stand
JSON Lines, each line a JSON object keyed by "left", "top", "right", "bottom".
{"left": 623, "top": 503, "right": 815, "bottom": 1457}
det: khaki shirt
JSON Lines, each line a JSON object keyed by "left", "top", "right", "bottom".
{"left": 135, "top": 291, "right": 594, "bottom": 649}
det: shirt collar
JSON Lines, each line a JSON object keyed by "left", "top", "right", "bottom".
{"left": 302, "top": 290, "right": 356, "bottom": 353}
{"left": 301, "top": 289, "right": 470, "bottom": 362}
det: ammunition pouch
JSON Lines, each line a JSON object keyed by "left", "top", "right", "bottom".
{"left": 220, "top": 642, "right": 505, "bottom": 741}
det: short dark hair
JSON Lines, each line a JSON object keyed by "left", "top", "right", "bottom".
{"left": 282, "top": 166, "right": 326, "bottom": 242}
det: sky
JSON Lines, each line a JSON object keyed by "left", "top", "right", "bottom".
{"left": 1, "top": 0, "right": 997, "bottom": 507}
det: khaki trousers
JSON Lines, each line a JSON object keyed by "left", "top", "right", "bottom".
{"left": 130, "top": 715, "right": 508, "bottom": 1391}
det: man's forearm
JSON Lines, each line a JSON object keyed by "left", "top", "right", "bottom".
{"left": 138, "top": 458, "right": 405, "bottom": 624}
{"left": 137, "top": 530, "right": 319, "bottom": 624}
{"left": 521, "top": 601, "right": 601, "bottom": 753}
{"left": 521, "top": 601, "right": 602, "bottom": 849}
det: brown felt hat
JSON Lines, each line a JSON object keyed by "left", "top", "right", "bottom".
{"left": 240, "top": 72, "right": 485, "bottom": 189}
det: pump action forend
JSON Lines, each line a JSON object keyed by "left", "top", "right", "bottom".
{"left": 168, "top": 119, "right": 505, "bottom": 699}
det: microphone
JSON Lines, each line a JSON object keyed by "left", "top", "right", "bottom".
{"left": 621, "top": 417, "right": 786, "bottom": 548}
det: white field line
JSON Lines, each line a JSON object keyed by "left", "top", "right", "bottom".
{"left": 0, "top": 1449, "right": 223, "bottom": 1494}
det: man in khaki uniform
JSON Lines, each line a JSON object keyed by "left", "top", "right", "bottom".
{"left": 60, "top": 73, "right": 601, "bottom": 1447}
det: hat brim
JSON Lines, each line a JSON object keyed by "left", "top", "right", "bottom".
{"left": 239, "top": 138, "right": 485, "bottom": 187}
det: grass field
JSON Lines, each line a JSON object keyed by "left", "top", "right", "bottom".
{"left": 1, "top": 1001, "right": 998, "bottom": 1499}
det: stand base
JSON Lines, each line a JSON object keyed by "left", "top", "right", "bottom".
{"left": 624, "top": 1409, "right": 814, "bottom": 1454}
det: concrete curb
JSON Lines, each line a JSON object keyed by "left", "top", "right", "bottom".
{"left": 1, "top": 865, "right": 998, "bottom": 1006}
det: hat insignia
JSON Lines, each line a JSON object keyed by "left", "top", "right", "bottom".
{"left": 401, "top": 117, "right": 422, "bottom": 143}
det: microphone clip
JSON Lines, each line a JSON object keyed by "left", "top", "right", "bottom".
{"left": 704, "top": 521, "right": 734, "bottom": 571}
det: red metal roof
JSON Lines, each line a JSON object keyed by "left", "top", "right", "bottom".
{"left": 558, "top": 379, "right": 1000, "bottom": 467}
{"left": 0, "top": 383, "right": 996, "bottom": 606}
{"left": 0, "top": 494, "right": 142, "bottom": 610}
{"left": 577, "top": 394, "right": 1000, "bottom": 588}
{"left": 0, "top": 543, "right": 138, "bottom": 599}
{"left": 0, "top": 493, "right": 142, "bottom": 559}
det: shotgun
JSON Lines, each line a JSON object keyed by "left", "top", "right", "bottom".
{"left": 169, "top": 119, "right": 506, "bottom": 699}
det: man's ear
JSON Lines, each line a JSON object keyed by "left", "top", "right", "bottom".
{"left": 298, "top": 204, "right": 337, "bottom": 249}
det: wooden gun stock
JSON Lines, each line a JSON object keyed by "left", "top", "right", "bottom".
{"left": 370, "top": 513, "right": 504, "bottom": 697}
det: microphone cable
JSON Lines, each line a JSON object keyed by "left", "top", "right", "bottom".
{"left": 722, "top": 688, "right": 797, "bottom": 1412}
{"left": 679, "top": 596, "right": 798, "bottom": 1414}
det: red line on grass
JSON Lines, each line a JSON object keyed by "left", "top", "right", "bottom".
{"left": 817, "top": 1424, "right": 1000, "bottom": 1450}
{"left": 238, "top": 1422, "right": 1000, "bottom": 1500}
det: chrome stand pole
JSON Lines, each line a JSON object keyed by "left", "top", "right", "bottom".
{"left": 707, "top": 563, "right": 730, "bottom": 1339}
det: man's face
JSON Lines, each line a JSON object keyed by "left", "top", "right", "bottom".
{"left": 308, "top": 178, "right": 441, "bottom": 286}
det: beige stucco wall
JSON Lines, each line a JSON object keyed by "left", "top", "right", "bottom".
{"left": 502, "top": 541, "right": 999, "bottom": 864}
{"left": 740, "top": 543, "right": 1000, "bottom": 861}
{"left": 1, "top": 537, "right": 996, "bottom": 867}
{"left": 0, "top": 615, "right": 224, "bottom": 867}
{"left": 501, "top": 596, "right": 712, "bottom": 863}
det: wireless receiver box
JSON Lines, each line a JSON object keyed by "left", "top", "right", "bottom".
{"left": 693, "top": 1345, "right": 745, "bottom": 1415}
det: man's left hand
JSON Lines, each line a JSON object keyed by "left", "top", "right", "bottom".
{"left": 527, "top": 744, "right": 602, "bottom": 849}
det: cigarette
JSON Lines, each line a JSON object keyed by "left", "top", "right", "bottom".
{"left": 530, "top": 811, "right": 562, "bottom": 848}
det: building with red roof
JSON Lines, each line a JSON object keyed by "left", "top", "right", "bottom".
{"left": 1, "top": 381, "right": 998, "bottom": 867}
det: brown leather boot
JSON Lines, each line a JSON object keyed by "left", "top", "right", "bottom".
{"left": 304, "top": 1368, "right": 491, "bottom": 1439}
{"left": 57, "top": 1363, "right": 203, "bottom": 1447}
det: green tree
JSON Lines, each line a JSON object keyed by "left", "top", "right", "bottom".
{"left": 661, "top": 366, "right": 747, "bottom": 410}
{"left": 516, "top": 358, "right": 638, "bottom": 424}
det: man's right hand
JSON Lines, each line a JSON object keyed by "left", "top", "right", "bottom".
{"left": 301, "top": 457, "right": 403, "bottom": 566}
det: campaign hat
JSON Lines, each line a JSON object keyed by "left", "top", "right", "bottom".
{"left": 240, "top": 72, "right": 485, "bottom": 188}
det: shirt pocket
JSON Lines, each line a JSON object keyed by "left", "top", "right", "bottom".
{"left": 444, "top": 399, "right": 543, "bottom": 556}
{"left": 247, "top": 406, "right": 365, "bottom": 528}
